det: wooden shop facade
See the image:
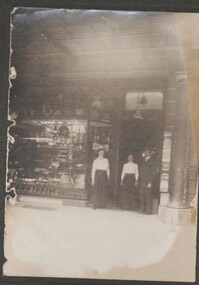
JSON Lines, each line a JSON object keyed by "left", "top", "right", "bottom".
{"left": 7, "top": 9, "right": 198, "bottom": 223}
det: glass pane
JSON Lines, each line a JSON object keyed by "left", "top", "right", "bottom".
{"left": 9, "top": 119, "right": 87, "bottom": 190}
{"left": 126, "top": 92, "right": 163, "bottom": 110}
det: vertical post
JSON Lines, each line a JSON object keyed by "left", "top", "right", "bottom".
{"left": 168, "top": 73, "right": 189, "bottom": 207}
{"left": 164, "top": 72, "right": 191, "bottom": 224}
{"left": 85, "top": 86, "right": 92, "bottom": 202}
{"left": 158, "top": 73, "right": 176, "bottom": 217}
{"left": 113, "top": 90, "right": 123, "bottom": 207}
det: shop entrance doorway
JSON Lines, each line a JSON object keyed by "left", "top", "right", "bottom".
{"left": 117, "top": 92, "right": 164, "bottom": 212}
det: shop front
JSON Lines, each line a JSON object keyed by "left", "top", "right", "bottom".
{"left": 8, "top": 90, "right": 119, "bottom": 204}
{"left": 6, "top": 9, "right": 198, "bottom": 225}
{"left": 8, "top": 75, "right": 197, "bottom": 222}
{"left": 8, "top": 85, "right": 167, "bottom": 212}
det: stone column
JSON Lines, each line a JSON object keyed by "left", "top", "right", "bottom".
{"left": 164, "top": 72, "right": 191, "bottom": 224}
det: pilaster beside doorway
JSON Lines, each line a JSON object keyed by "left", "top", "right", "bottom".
{"left": 159, "top": 72, "right": 192, "bottom": 225}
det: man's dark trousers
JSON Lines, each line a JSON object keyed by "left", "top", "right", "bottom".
{"left": 139, "top": 180, "right": 152, "bottom": 214}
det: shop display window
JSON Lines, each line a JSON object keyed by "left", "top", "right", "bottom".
{"left": 9, "top": 119, "right": 88, "bottom": 191}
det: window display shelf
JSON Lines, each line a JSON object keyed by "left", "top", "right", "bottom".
{"left": 15, "top": 182, "right": 87, "bottom": 200}
{"left": 9, "top": 119, "right": 88, "bottom": 198}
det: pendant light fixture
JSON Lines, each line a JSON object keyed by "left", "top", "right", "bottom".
{"left": 133, "top": 93, "right": 147, "bottom": 120}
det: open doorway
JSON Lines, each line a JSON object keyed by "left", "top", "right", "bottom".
{"left": 117, "top": 92, "right": 164, "bottom": 213}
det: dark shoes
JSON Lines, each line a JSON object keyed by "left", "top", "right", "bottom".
{"left": 138, "top": 209, "right": 144, "bottom": 213}
{"left": 138, "top": 209, "right": 152, "bottom": 215}
{"left": 92, "top": 205, "right": 108, "bottom": 210}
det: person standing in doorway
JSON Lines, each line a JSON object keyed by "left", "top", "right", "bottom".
{"left": 139, "top": 149, "right": 156, "bottom": 214}
{"left": 120, "top": 154, "right": 139, "bottom": 210}
{"left": 91, "top": 149, "right": 110, "bottom": 209}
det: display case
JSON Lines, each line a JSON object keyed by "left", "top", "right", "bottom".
{"left": 9, "top": 119, "right": 88, "bottom": 199}
{"left": 8, "top": 91, "right": 118, "bottom": 202}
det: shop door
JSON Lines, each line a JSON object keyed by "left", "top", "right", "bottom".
{"left": 117, "top": 112, "right": 164, "bottom": 211}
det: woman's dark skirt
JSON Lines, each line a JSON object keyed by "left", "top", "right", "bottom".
{"left": 92, "top": 170, "right": 108, "bottom": 208}
{"left": 120, "top": 174, "right": 135, "bottom": 210}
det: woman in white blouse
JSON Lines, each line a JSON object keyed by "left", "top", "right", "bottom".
{"left": 120, "top": 154, "right": 139, "bottom": 210}
{"left": 91, "top": 149, "right": 110, "bottom": 209}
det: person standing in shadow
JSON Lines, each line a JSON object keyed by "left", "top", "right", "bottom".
{"left": 120, "top": 154, "right": 139, "bottom": 210}
{"left": 138, "top": 148, "right": 156, "bottom": 215}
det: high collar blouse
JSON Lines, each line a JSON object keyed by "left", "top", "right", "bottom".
{"left": 121, "top": 162, "right": 139, "bottom": 181}
{"left": 91, "top": 157, "right": 110, "bottom": 181}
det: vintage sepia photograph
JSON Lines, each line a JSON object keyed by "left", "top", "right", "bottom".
{"left": 4, "top": 8, "right": 199, "bottom": 282}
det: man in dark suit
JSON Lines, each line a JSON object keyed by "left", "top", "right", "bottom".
{"left": 138, "top": 148, "right": 156, "bottom": 214}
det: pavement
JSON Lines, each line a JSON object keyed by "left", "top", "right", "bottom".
{"left": 3, "top": 202, "right": 197, "bottom": 281}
